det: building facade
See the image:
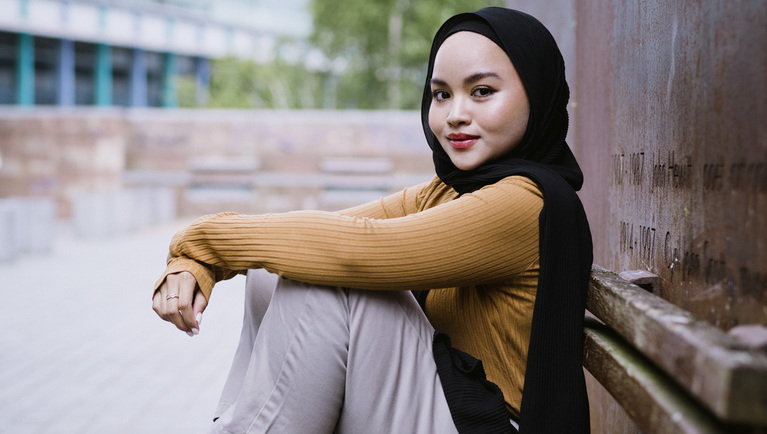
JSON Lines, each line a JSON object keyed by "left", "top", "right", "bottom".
{"left": 0, "top": 0, "right": 310, "bottom": 107}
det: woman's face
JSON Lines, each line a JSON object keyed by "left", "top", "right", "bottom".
{"left": 428, "top": 31, "right": 530, "bottom": 171}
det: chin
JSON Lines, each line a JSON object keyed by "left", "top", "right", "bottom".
{"left": 444, "top": 148, "right": 487, "bottom": 171}
{"left": 452, "top": 159, "right": 483, "bottom": 171}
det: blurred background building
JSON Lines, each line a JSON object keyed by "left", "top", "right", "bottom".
{"left": 0, "top": 0, "right": 458, "bottom": 236}
{"left": 0, "top": 0, "right": 313, "bottom": 108}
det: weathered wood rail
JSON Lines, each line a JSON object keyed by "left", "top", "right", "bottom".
{"left": 584, "top": 266, "right": 767, "bottom": 433}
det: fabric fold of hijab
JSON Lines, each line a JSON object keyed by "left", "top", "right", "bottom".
{"left": 419, "top": 7, "right": 593, "bottom": 434}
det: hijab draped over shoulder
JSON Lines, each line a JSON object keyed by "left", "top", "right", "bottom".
{"left": 420, "top": 7, "right": 592, "bottom": 434}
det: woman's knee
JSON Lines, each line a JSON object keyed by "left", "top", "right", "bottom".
{"left": 244, "top": 269, "right": 279, "bottom": 317}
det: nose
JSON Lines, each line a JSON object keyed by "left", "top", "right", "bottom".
{"left": 446, "top": 96, "right": 470, "bottom": 127}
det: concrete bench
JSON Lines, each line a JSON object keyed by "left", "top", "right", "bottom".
{"left": 188, "top": 156, "right": 260, "bottom": 191}
{"left": 318, "top": 157, "right": 405, "bottom": 208}
{"left": 72, "top": 188, "right": 176, "bottom": 238}
{"left": 162, "top": 156, "right": 432, "bottom": 213}
{"left": 0, "top": 200, "right": 18, "bottom": 262}
{"left": 0, "top": 197, "right": 56, "bottom": 262}
{"left": 583, "top": 266, "right": 767, "bottom": 433}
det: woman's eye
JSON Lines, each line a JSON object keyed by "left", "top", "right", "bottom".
{"left": 472, "top": 87, "right": 495, "bottom": 97}
{"left": 432, "top": 90, "right": 450, "bottom": 101}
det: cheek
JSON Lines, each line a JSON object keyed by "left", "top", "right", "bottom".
{"left": 428, "top": 106, "right": 443, "bottom": 137}
{"left": 492, "top": 96, "right": 529, "bottom": 139}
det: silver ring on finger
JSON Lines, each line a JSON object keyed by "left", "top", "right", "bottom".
{"left": 166, "top": 293, "right": 180, "bottom": 300}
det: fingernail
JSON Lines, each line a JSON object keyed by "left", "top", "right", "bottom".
{"left": 186, "top": 331, "right": 194, "bottom": 337}
{"left": 196, "top": 313, "right": 203, "bottom": 325}
{"left": 191, "top": 328, "right": 199, "bottom": 336}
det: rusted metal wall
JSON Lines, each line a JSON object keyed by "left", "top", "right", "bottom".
{"left": 573, "top": 0, "right": 767, "bottom": 328}
{"left": 510, "top": 0, "right": 767, "bottom": 325}
{"left": 510, "top": 0, "right": 766, "bottom": 431}
{"left": 574, "top": 0, "right": 766, "bottom": 432}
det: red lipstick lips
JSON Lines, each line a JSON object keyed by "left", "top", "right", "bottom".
{"left": 447, "top": 132, "right": 480, "bottom": 149}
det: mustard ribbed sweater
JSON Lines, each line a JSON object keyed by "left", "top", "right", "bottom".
{"left": 156, "top": 175, "right": 542, "bottom": 417}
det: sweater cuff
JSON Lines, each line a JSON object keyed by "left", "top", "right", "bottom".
{"left": 153, "top": 256, "right": 217, "bottom": 301}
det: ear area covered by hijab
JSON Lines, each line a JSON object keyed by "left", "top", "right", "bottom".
{"left": 421, "top": 8, "right": 593, "bottom": 434}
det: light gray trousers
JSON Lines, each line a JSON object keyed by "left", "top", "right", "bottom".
{"left": 209, "top": 269, "right": 459, "bottom": 434}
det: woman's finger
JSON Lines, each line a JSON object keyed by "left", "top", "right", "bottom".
{"left": 152, "top": 282, "right": 175, "bottom": 323}
{"left": 152, "top": 289, "right": 166, "bottom": 320}
{"left": 176, "top": 272, "right": 199, "bottom": 335}
{"left": 162, "top": 272, "right": 195, "bottom": 334}
{"left": 192, "top": 287, "right": 208, "bottom": 328}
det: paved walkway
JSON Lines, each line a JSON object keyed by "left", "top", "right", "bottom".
{"left": 0, "top": 220, "right": 248, "bottom": 434}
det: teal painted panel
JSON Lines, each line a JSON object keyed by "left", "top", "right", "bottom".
{"left": 96, "top": 43, "right": 111, "bottom": 106}
{"left": 16, "top": 33, "right": 33, "bottom": 106}
{"left": 162, "top": 52, "right": 177, "bottom": 108}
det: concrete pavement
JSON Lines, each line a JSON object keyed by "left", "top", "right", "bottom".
{"left": 0, "top": 220, "right": 247, "bottom": 434}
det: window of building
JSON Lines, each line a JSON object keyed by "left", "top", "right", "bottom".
{"left": 74, "top": 41, "right": 96, "bottom": 105}
{"left": 146, "top": 51, "right": 163, "bottom": 107}
{"left": 177, "top": 55, "right": 195, "bottom": 77}
{"left": 0, "top": 32, "right": 17, "bottom": 104}
{"left": 112, "top": 46, "right": 132, "bottom": 106}
{"left": 34, "top": 36, "right": 58, "bottom": 105}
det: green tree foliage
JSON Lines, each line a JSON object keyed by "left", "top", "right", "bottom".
{"left": 205, "top": 56, "right": 328, "bottom": 109}
{"left": 196, "top": 1, "right": 504, "bottom": 110}
{"left": 310, "top": 0, "right": 505, "bottom": 109}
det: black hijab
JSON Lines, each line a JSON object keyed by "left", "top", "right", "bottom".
{"left": 421, "top": 8, "right": 592, "bottom": 434}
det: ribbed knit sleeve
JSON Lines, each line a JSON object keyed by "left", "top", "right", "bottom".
{"left": 335, "top": 180, "right": 430, "bottom": 219}
{"left": 158, "top": 176, "right": 541, "bottom": 301}
{"left": 152, "top": 182, "right": 432, "bottom": 300}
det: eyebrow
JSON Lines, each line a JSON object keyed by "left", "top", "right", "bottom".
{"left": 430, "top": 71, "right": 501, "bottom": 87}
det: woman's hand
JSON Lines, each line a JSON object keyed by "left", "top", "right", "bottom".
{"left": 152, "top": 271, "right": 208, "bottom": 336}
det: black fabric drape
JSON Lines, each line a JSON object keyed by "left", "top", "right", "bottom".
{"left": 419, "top": 7, "right": 592, "bottom": 434}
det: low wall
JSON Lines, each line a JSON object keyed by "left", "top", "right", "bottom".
{"left": 0, "top": 108, "right": 434, "bottom": 218}
{"left": 0, "top": 109, "right": 126, "bottom": 217}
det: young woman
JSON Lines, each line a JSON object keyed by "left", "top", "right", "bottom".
{"left": 152, "top": 7, "right": 592, "bottom": 434}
